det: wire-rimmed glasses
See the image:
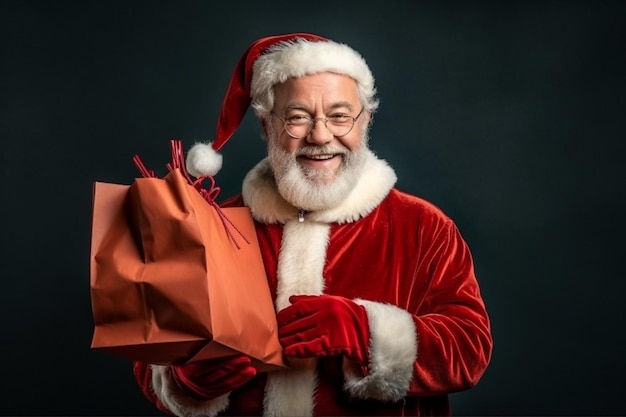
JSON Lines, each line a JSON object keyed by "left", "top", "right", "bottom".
{"left": 272, "top": 107, "right": 365, "bottom": 139}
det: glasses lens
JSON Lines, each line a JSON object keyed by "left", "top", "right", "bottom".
{"left": 281, "top": 115, "right": 310, "bottom": 138}
{"left": 326, "top": 115, "right": 355, "bottom": 137}
{"left": 285, "top": 123, "right": 309, "bottom": 138}
{"left": 280, "top": 111, "right": 360, "bottom": 139}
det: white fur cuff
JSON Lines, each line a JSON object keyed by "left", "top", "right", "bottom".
{"left": 150, "top": 364, "right": 230, "bottom": 417}
{"left": 343, "top": 300, "right": 418, "bottom": 402}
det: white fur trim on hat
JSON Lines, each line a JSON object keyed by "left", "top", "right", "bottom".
{"left": 186, "top": 141, "right": 223, "bottom": 177}
{"left": 250, "top": 39, "right": 377, "bottom": 114}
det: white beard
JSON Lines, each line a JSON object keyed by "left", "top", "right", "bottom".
{"left": 267, "top": 139, "right": 369, "bottom": 211}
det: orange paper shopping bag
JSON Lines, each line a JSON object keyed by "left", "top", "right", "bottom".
{"left": 90, "top": 140, "right": 285, "bottom": 371}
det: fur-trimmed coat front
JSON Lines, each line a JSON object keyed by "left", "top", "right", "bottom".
{"left": 134, "top": 151, "right": 492, "bottom": 416}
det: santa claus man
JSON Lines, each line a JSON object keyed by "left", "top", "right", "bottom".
{"left": 133, "top": 32, "right": 493, "bottom": 416}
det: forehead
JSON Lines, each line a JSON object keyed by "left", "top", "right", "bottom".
{"left": 273, "top": 72, "right": 360, "bottom": 110}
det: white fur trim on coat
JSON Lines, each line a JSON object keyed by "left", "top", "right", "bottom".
{"left": 150, "top": 364, "right": 230, "bottom": 417}
{"left": 273, "top": 220, "right": 329, "bottom": 309}
{"left": 343, "top": 300, "right": 418, "bottom": 402}
{"left": 263, "top": 217, "right": 331, "bottom": 415}
{"left": 242, "top": 149, "right": 397, "bottom": 225}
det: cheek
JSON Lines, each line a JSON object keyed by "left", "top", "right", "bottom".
{"left": 277, "top": 136, "right": 300, "bottom": 153}
{"left": 268, "top": 120, "right": 299, "bottom": 153}
{"left": 338, "top": 130, "right": 363, "bottom": 151}
{"left": 268, "top": 135, "right": 299, "bottom": 154}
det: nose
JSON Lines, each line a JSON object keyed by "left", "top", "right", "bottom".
{"left": 305, "top": 118, "right": 333, "bottom": 145}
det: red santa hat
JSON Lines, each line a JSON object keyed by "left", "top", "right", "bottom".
{"left": 186, "top": 32, "right": 376, "bottom": 177}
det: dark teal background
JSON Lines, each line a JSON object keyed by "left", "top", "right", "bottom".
{"left": 1, "top": 1, "right": 625, "bottom": 415}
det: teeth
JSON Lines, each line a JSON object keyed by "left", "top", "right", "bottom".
{"left": 307, "top": 154, "right": 334, "bottom": 160}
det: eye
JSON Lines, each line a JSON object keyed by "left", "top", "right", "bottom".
{"left": 285, "top": 115, "right": 311, "bottom": 125}
{"left": 328, "top": 114, "right": 351, "bottom": 124}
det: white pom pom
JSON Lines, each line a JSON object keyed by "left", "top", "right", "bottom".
{"left": 186, "top": 142, "right": 223, "bottom": 177}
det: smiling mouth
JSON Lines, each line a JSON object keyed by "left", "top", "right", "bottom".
{"left": 300, "top": 154, "right": 337, "bottom": 161}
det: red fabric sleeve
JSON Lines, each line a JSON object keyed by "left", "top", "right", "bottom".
{"left": 408, "top": 220, "right": 493, "bottom": 395}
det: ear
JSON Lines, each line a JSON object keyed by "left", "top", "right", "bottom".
{"left": 359, "top": 111, "right": 373, "bottom": 133}
{"left": 364, "top": 111, "right": 372, "bottom": 127}
{"left": 259, "top": 118, "right": 270, "bottom": 141}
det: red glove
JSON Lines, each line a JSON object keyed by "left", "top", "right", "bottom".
{"left": 277, "top": 295, "right": 370, "bottom": 365}
{"left": 171, "top": 355, "right": 257, "bottom": 400}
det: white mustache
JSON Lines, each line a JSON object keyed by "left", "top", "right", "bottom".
{"left": 295, "top": 146, "right": 349, "bottom": 157}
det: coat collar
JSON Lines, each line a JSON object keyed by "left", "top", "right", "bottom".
{"left": 241, "top": 149, "right": 397, "bottom": 225}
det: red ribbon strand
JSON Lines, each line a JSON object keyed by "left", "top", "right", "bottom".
{"left": 132, "top": 139, "right": 250, "bottom": 249}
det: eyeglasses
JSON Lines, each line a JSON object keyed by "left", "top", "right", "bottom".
{"left": 272, "top": 107, "right": 365, "bottom": 139}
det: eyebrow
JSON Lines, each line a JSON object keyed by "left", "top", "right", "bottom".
{"left": 282, "top": 101, "right": 355, "bottom": 113}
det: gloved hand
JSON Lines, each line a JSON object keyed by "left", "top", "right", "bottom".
{"left": 171, "top": 355, "right": 257, "bottom": 400}
{"left": 277, "top": 294, "right": 370, "bottom": 365}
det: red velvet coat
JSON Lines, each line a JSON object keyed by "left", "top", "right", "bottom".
{"left": 134, "top": 152, "right": 492, "bottom": 416}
